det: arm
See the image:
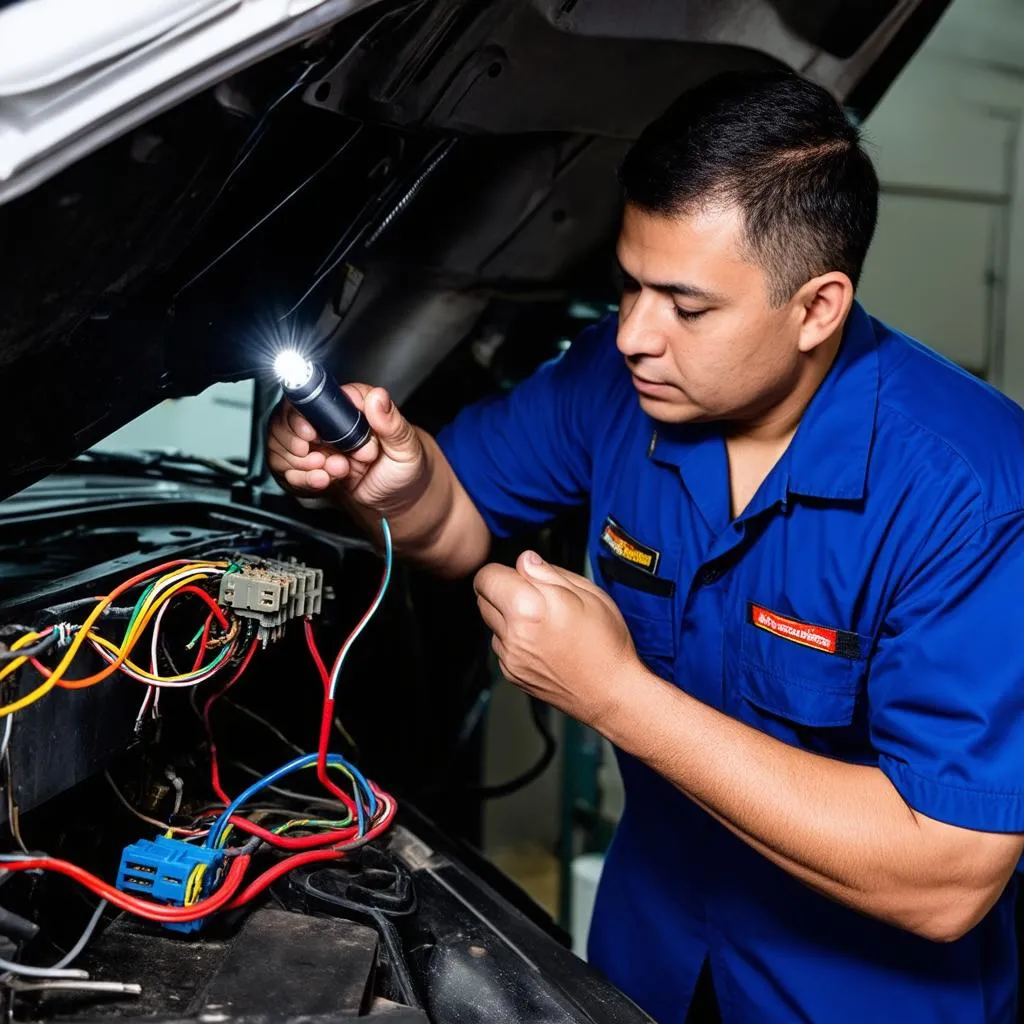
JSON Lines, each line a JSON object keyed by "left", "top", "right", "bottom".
{"left": 602, "top": 662, "right": 1021, "bottom": 942}
{"left": 268, "top": 385, "right": 490, "bottom": 578}
{"left": 475, "top": 541, "right": 1024, "bottom": 945}
{"left": 269, "top": 316, "right": 620, "bottom": 575}
{"left": 339, "top": 427, "right": 491, "bottom": 578}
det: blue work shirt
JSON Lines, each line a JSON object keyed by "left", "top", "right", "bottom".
{"left": 437, "top": 304, "right": 1024, "bottom": 1023}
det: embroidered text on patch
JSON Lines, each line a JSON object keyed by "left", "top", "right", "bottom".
{"left": 750, "top": 604, "right": 837, "bottom": 654}
{"left": 600, "top": 516, "right": 660, "bottom": 575}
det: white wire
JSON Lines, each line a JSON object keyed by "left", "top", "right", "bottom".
{"left": 0, "top": 958, "right": 87, "bottom": 980}
{"left": 327, "top": 519, "right": 392, "bottom": 699}
{"left": 51, "top": 900, "right": 107, "bottom": 970}
{"left": 147, "top": 598, "right": 173, "bottom": 720}
{"left": 90, "top": 641, "right": 233, "bottom": 688}
{"left": 3, "top": 980, "right": 141, "bottom": 995}
{"left": 103, "top": 771, "right": 203, "bottom": 837}
{"left": 0, "top": 715, "right": 12, "bottom": 762}
{"left": 164, "top": 768, "right": 184, "bottom": 816}
{"left": 78, "top": 564, "right": 230, "bottom": 692}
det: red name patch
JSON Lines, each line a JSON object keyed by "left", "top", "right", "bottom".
{"left": 750, "top": 604, "right": 838, "bottom": 654}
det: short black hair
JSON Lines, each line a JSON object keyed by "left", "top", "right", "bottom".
{"left": 620, "top": 69, "right": 879, "bottom": 305}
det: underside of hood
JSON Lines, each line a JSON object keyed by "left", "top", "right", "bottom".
{"left": 0, "top": 0, "right": 951, "bottom": 499}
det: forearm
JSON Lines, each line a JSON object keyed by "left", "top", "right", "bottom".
{"left": 603, "top": 665, "right": 1012, "bottom": 940}
{"left": 342, "top": 430, "right": 491, "bottom": 578}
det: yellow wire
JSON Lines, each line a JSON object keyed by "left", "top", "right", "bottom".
{"left": 88, "top": 630, "right": 227, "bottom": 683}
{"left": 84, "top": 570, "right": 228, "bottom": 681}
{"left": 0, "top": 631, "right": 55, "bottom": 717}
{"left": 0, "top": 564, "right": 225, "bottom": 714}
{"left": 185, "top": 864, "right": 206, "bottom": 905}
{"left": 117, "top": 571, "right": 219, "bottom": 655}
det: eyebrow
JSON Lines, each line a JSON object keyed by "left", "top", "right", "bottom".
{"left": 616, "top": 261, "right": 724, "bottom": 304}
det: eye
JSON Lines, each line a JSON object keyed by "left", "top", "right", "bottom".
{"left": 675, "top": 306, "right": 707, "bottom": 322}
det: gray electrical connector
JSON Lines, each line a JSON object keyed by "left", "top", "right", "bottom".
{"left": 218, "top": 556, "right": 323, "bottom": 645}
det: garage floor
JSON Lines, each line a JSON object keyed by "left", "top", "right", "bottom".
{"left": 490, "top": 841, "right": 560, "bottom": 918}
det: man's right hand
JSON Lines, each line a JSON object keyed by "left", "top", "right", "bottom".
{"left": 267, "top": 383, "right": 428, "bottom": 517}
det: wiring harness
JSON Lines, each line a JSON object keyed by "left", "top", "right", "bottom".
{"left": 0, "top": 520, "right": 397, "bottom": 942}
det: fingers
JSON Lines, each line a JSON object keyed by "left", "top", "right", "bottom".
{"left": 476, "top": 594, "right": 506, "bottom": 638}
{"left": 276, "top": 465, "right": 331, "bottom": 492}
{"left": 268, "top": 399, "right": 355, "bottom": 494}
{"left": 474, "top": 564, "right": 545, "bottom": 621}
{"left": 268, "top": 432, "right": 323, "bottom": 470}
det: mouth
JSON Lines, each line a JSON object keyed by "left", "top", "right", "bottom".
{"left": 630, "top": 373, "right": 675, "bottom": 396}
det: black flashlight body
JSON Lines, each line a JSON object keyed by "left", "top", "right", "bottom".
{"left": 282, "top": 361, "right": 372, "bottom": 453}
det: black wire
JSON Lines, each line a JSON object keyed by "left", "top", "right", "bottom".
{"left": 0, "top": 632, "right": 57, "bottom": 664}
{"left": 462, "top": 698, "right": 557, "bottom": 801}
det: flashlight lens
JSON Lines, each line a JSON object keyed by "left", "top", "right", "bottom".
{"left": 274, "top": 350, "right": 314, "bottom": 389}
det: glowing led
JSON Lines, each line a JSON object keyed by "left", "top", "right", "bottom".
{"left": 273, "top": 350, "right": 314, "bottom": 389}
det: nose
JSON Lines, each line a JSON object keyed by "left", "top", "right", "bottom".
{"left": 617, "top": 291, "right": 668, "bottom": 360}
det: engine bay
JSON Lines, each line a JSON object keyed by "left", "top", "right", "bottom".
{"left": 0, "top": 499, "right": 640, "bottom": 1023}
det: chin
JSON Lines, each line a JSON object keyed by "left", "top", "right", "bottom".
{"left": 635, "top": 392, "right": 705, "bottom": 424}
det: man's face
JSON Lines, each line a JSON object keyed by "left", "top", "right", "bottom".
{"left": 616, "top": 202, "right": 807, "bottom": 426}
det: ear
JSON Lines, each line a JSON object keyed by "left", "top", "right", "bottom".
{"left": 793, "top": 272, "right": 854, "bottom": 354}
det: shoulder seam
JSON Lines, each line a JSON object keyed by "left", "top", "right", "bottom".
{"left": 878, "top": 400, "right": 987, "bottom": 509}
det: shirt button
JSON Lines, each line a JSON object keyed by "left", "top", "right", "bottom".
{"left": 700, "top": 565, "right": 724, "bottom": 585}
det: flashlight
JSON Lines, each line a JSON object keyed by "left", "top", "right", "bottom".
{"left": 274, "top": 350, "right": 372, "bottom": 453}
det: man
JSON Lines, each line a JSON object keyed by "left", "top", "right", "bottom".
{"left": 268, "top": 70, "right": 1024, "bottom": 1023}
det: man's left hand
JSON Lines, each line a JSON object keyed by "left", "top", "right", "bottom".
{"left": 473, "top": 551, "right": 641, "bottom": 728}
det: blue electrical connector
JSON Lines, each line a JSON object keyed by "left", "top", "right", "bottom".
{"left": 116, "top": 836, "right": 225, "bottom": 934}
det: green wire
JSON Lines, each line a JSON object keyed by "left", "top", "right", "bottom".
{"left": 185, "top": 623, "right": 207, "bottom": 650}
{"left": 122, "top": 583, "right": 156, "bottom": 643}
{"left": 214, "top": 764, "right": 361, "bottom": 847}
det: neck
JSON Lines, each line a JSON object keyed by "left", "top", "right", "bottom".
{"left": 729, "top": 327, "right": 844, "bottom": 447}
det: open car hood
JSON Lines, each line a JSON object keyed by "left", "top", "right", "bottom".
{"left": 0, "top": 0, "right": 951, "bottom": 499}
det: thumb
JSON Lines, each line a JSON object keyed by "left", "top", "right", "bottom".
{"left": 517, "top": 550, "right": 573, "bottom": 588}
{"left": 362, "top": 387, "right": 419, "bottom": 461}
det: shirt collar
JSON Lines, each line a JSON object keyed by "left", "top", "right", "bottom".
{"left": 785, "top": 300, "right": 879, "bottom": 502}
{"left": 649, "top": 301, "right": 879, "bottom": 512}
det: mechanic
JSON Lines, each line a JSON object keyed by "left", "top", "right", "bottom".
{"left": 268, "top": 70, "right": 1024, "bottom": 1023}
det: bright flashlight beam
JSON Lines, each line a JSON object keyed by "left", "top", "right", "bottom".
{"left": 273, "top": 350, "right": 314, "bottom": 390}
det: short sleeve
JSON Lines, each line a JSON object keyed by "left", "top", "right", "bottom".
{"left": 872, "top": 510, "right": 1024, "bottom": 832}
{"left": 436, "top": 316, "right": 622, "bottom": 538}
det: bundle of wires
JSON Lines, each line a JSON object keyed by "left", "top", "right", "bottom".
{"left": 0, "top": 559, "right": 239, "bottom": 719}
{"left": 0, "top": 521, "right": 397, "bottom": 928}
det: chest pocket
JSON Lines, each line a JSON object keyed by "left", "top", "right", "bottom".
{"left": 594, "top": 515, "right": 678, "bottom": 674}
{"left": 738, "top": 607, "right": 870, "bottom": 730}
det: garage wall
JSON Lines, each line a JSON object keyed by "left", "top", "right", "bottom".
{"left": 94, "top": 381, "right": 255, "bottom": 461}
{"left": 858, "top": 0, "right": 1024, "bottom": 400}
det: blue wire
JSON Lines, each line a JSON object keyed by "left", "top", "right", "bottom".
{"left": 208, "top": 520, "right": 392, "bottom": 849}
{"left": 207, "top": 753, "right": 377, "bottom": 849}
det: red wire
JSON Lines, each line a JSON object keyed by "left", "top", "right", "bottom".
{"left": 303, "top": 619, "right": 329, "bottom": 693}
{"left": 225, "top": 815, "right": 359, "bottom": 850}
{"left": 52, "top": 560, "right": 224, "bottom": 690}
{"left": 204, "top": 638, "right": 260, "bottom": 804}
{"left": 178, "top": 587, "right": 229, "bottom": 629}
{"left": 316, "top": 694, "right": 357, "bottom": 812}
{"left": 0, "top": 855, "right": 250, "bottom": 922}
{"left": 303, "top": 619, "right": 359, "bottom": 813}
{"left": 225, "top": 797, "right": 397, "bottom": 910}
{"left": 191, "top": 614, "right": 214, "bottom": 673}
{"left": 226, "top": 848, "right": 344, "bottom": 909}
